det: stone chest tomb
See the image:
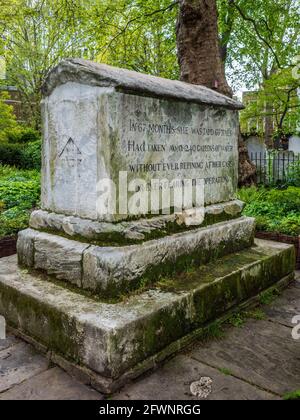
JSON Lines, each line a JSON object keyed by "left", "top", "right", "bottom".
{"left": 41, "top": 62, "right": 240, "bottom": 220}
{"left": 0, "top": 59, "right": 295, "bottom": 393}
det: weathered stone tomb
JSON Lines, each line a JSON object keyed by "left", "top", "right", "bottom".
{"left": 0, "top": 59, "right": 295, "bottom": 393}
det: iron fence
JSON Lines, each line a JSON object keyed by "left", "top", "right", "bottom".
{"left": 250, "top": 151, "right": 300, "bottom": 185}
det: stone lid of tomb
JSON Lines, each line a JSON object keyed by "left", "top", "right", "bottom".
{"left": 42, "top": 59, "right": 243, "bottom": 110}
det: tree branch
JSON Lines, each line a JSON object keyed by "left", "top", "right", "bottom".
{"left": 98, "top": 1, "right": 179, "bottom": 60}
{"left": 230, "top": 0, "right": 282, "bottom": 69}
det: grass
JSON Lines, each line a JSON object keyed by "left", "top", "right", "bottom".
{"left": 227, "top": 313, "right": 245, "bottom": 327}
{"left": 218, "top": 367, "right": 233, "bottom": 376}
{"left": 259, "top": 287, "right": 281, "bottom": 305}
{"left": 283, "top": 390, "right": 300, "bottom": 400}
{"left": 201, "top": 321, "right": 224, "bottom": 341}
{"left": 244, "top": 308, "right": 266, "bottom": 320}
{"left": 197, "top": 305, "right": 268, "bottom": 345}
{"left": 226, "top": 308, "right": 266, "bottom": 328}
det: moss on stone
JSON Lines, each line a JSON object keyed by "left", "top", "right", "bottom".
{"left": 34, "top": 210, "right": 241, "bottom": 247}
{"left": 0, "top": 240, "right": 295, "bottom": 383}
{"left": 114, "top": 234, "right": 254, "bottom": 300}
{"left": 22, "top": 267, "right": 122, "bottom": 304}
{"left": 0, "top": 281, "right": 81, "bottom": 361}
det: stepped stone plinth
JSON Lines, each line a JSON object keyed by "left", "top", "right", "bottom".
{"left": 0, "top": 60, "right": 295, "bottom": 393}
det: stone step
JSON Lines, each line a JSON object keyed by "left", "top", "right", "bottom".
{"left": 0, "top": 239, "right": 295, "bottom": 393}
{"left": 17, "top": 216, "right": 255, "bottom": 298}
{"left": 29, "top": 200, "right": 244, "bottom": 243}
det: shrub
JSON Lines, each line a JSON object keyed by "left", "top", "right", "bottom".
{"left": 0, "top": 142, "right": 24, "bottom": 167}
{"left": 0, "top": 179, "right": 40, "bottom": 209}
{"left": 269, "top": 214, "right": 300, "bottom": 236}
{"left": 6, "top": 127, "right": 40, "bottom": 144}
{"left": 266, "top": 187, "right": 300, "bottom": 213}
{"left": 286, "top": 160, "right": 300, "bottom": 187}
{"left": 18, "top": 128, "right": 40, "bottom": 144}
{"left": 0, "top": 140, "right": 41, "bottom": 169}
{"left": 241, "top": 186, "right": 300, "bottom": 236}
{"left": 0, "top": 92, "right": 17, "bottom": 141}
{"left": 0, "top": 165, "right": 40, "bottom": 238}
{"left": 0, "top": 164, "right": 39, "bottom": 180}
{"left": 21, "top": 140, "right": 42, "bottom": 170}
{"left": 0, "top": 209, "right": 29, "bottom": 237}
{"left": 237, "top": 186, "right": 267, "bottom": 204}
{"left": 5, "top": 127, "right": 23, "bottom": 144}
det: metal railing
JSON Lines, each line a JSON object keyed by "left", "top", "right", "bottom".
{"left": 250, "top": 151, "right": 300, "bottom": 185}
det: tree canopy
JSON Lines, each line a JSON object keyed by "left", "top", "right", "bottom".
{"left": 0, "top": 92, "right": 17, "bottom": 141}
{"left": 0, "top": 0, "right": 299, "bottom": 131}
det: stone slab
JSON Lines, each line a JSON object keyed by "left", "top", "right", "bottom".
{"left": 34, "top": 232, "right": 89, "bottom": 287}
{"left": 0, "top": 342, "right": 49, "bottom": 393}
{"left": 18, "top": 229, "right": 90, "bottom": 288}
{"left": 82, "top": 216, "right": 255, "bottom": 296}
{"left": 263, "top": 284, "right": 300, "bottom": 328}
{"left": 189, "top": 319, "right": 300, "bottom": 396}
{"left": 113, "top": 355, "right": 279, "bottom": 400}
{"left": 0, "top": 240, "right": 295, "bottom": 393}
{"left": 42, "top": 59, "right": 243, "bottom": 110}
{"left": 0, "top": 367, "right": 103, "bottom": 400}
{"left": 18, "top": 216, "right": 255, "bottom": 297}
{"left": 0, "top": 333, "right": 21, "bottom": 352}
{"left": 29, "top": 199, "right": 244, "bottom": 242}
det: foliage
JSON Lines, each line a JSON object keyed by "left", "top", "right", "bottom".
{"left": 244, "top": 308, "right": 266, "bottom": 320}
{"left": 236, "top": 186, "right": 266, "bottom": 204}
{"left": 0, "top": 0, "right": 179, "bottom": 129}
{"left": 0, "top": 165, "right": 40, "bottom": 238}
{"left": 240, "top": 68, "right": 300, "bottom": 134}
{"left": 0, "top": 164, "right": 39, "bottom": 179}
{"left": 238, "top": 186, "right": 300, "bottom": 236}
{"left": 201, "top": 321, "right": 224, "bottom": 341}
{"left": 91, "top": 0, "right": 179, "bottom": 79}
{"left": 0, "top": 92, "right": 17, "bottom": 141}
{"left": 218, "top": 367, "right": 233, "bottom": 376}
{"left": 1, "top": 0, "right": 298, "bottom": 129}
{"left": 0, "top": 0, "right": 90, "bottom": 128}
{"left": 6, "top": 127, "right": 40, "bottom": 144}
{"left": 0, "top": 142, "right": 24, "bottom": 167}
{"left": 227, "top": 308, "right": 266, "bottom": 327}
{"left": 283, "top": 390, "right": 300, "bottom": 401}
{"left": 220, "top": 0, "right": 300, "bottom": 135}
{"left": 227, "top": 313, "right": 245, "bottom": 327}
{"left": 0, "top": 140, "right": 41, "bottom": 169}
{"left": 259, "top": 287, "right": 281, "bottom": 305}
{"left": 20, "top": 141, "right": 42, "bottom": 170}
{"left": 286, "top": 160, "right": 300, "bottom": 187}
{"left": 223, "top": 0, "right": 300, "bottom": 91}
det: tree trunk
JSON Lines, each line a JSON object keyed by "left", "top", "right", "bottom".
{"left": 176, "top": 0, "right": 256, "bottom": 186}
{"left": 238, "top": 132, "right": 257, "bottom": 187}
{"left": 176, "top": 0, "right": 232, "bottom": 97}
{"left": 264, "top": 112, "right": 274, "bottom": 148}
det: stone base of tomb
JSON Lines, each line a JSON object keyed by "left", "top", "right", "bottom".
{"left": 17, "top": 216, "right": 255, "bottom": 298}
{"left": 0, "top": 239, "right": 295, "bottom": 393}
{"left": 29, "top": 200, "right": 245, "bottom": 243}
